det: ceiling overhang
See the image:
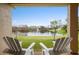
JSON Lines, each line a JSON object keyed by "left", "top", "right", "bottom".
{"left": 8, "top": 3, "right": 69, "bottom": 7}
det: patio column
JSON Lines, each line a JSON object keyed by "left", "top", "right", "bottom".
{"left": 0, "top": 4, "right": 12, "bottom": 54}
{"left": 68, "top": 4, "right": 78, "bottom": 54}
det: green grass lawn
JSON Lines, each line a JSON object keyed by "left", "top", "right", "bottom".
{"left": 17, "top": 36, "right": 64, "bottom": 51}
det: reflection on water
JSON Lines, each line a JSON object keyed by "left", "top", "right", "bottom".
{"left": 17, "top": 32, "right": 63, "bottom": 36}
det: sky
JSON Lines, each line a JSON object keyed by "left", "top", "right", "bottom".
{"left": 12, "top": 6, "right": 68, "bottom": 26}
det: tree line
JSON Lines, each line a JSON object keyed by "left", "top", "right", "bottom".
{"left": 12, "top": 25, "right": 52, "bottom": 33}
{"left": 12, "top": 20, "right": 67, "bottom": 35}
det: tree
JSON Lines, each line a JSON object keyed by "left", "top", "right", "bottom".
{"left": 39, "top": 26, "right": 48, "bottom": 33}
{"left": 50, "top": 20, "right": 58, "bottom": 40}
{"left": 29, "top": 26, "right": 37, "bottom": 32}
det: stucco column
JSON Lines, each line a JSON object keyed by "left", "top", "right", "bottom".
{"left": 0, "top": 4, "right": 12, "bottom": 54}
{"left": 68, "top": 4, "right": 78, "bottom": 54}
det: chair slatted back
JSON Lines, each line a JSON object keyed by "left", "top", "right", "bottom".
{"left": 53, "top": 39, "right": 61, "bottom": 51}
{"left": 3, "top": 37, "right": 13, "bottom": 50}
{"left": 6, "top": 36, "right": 19, "bottom": 52}
{"left": 56, "top": 38, "right": 65, "bottom": 51}
{"left": 6, "top": 36, "right": 16, "bottom": 51}
{"left": 55, "top": 37, "right": 70, "bottom": 52}
{"left": 53, "top": 37, "right": 70, "bottom": 52}
{"left": 59, "top": 37, "right": 71, "bottom": 51}
{"left": 14, "top": 39, "right": 22, "bottom": 52}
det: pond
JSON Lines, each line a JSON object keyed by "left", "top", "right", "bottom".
{"left": 17, "top": 32, "right": 63, "bottom": 36}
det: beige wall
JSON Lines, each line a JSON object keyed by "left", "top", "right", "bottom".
{"left": 0, "top": 4, "right": 12, "bottom": 54}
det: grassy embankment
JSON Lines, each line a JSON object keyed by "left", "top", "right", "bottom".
{"left": 17, "top": 32, "right": 79, "bottom": 51}
{"left": 17, "top": 36, "right": 64, "bottom": 51}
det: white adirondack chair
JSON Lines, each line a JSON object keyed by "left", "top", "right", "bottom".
{"left": 40, "top": 37, "right": 71, "bottom": 55}
{"left": 3, "top": 36, "right": 35, "bottom": 55}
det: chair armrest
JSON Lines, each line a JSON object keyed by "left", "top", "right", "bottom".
{"left": 22, "top": 42, "right": 35, "bottom": 55}
{"left": 27, "top": 42, "right": 35, "bottom": 50}
{"left": 22, "top": 48, "right": 34, "bottom": 55}
{"left": 39, "top": 42, "right": 48, "bottom": 51}
{"left": 19, "top": 41, "right": 22, "bottom": 47}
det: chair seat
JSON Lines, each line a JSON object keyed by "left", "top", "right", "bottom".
{"left": 48, "top": 48, "right": 53, "bottom": 50}
{"left": 49, "top": 50, "right": 62, "bottom": 55}
{"left": 3, "top": 48, "right": 18, "bottom": 55}
{"left": 22, "top": 48, "right": 33, "bottom": 55}
{"left": 48, "top": 47, "right": 70, "bottom": 55}
{"left": 18, "top": 51, "right": 26, "bottom": 55}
